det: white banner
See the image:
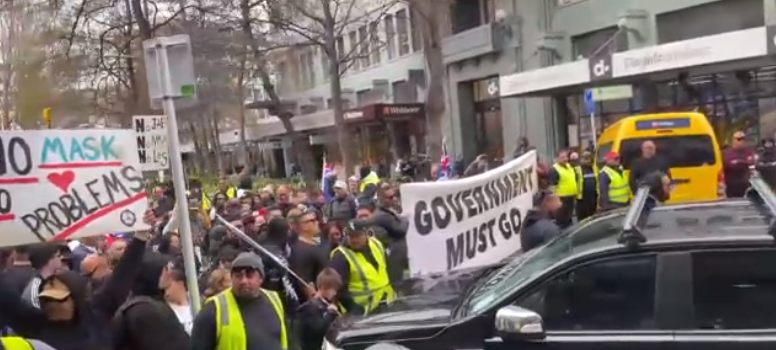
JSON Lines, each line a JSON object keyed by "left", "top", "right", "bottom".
{"left": 401, "top": 151, "right": 538, "bottom": 275}
{"left": 0, "top": 129, "right": 150, "bottom": 247}
{"left": 133, "top": 115, "right": 169, "bottom": 171}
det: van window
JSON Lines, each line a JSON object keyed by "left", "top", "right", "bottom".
{"left": 619, "top": 135, "right": 716, "bottom": 170}
{"left": 596, "top": 142, "right": 614, "bottom": 167}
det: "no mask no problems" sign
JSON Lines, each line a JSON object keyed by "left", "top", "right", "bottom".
{"left": 0, "top": 129, "right": 149, "bottom": 247}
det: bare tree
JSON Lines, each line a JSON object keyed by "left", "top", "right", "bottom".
{"left": 263, "top": 0, "right": 399, "bottom": 175}
{"left": 406, "top": 0, "right": 448, "bottom": 160}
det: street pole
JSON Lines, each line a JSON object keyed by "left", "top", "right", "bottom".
{"left": 590, "top": 112, "right": 597, "bottom": 145}
{"left": 152, "top": 40, "right": 201, "bottom": 313}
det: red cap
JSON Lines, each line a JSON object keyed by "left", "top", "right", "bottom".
{"left": 605, "top": 151, "right": 620, "bottom": 161}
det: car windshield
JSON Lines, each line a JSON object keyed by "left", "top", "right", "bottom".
{"left": 456, "top": 216, "right": 621, "bottom": 318}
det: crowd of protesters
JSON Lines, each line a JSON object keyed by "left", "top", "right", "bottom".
{"left": 0, "top": 163, "right": 411, "bottom": 350}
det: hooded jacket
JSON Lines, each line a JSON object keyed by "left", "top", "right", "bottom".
{"left": 0, "top": 238, "right": 147, "bottom": 350}
{"left": 521, "top": 210, "right": 560, "bottom": 253}
{"left": 114, "top": 253, "right": 190, "bottom": 350}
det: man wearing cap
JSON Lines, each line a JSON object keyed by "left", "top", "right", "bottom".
{"left": 325, "top": 180, "right": 357, "bottom": 225}
{"left": 599, "top": 151, "right": 630, "bottom": 211}
{"left": 329, "top": 219, "right": 396, "bottom": 315}
{"left": 574, "top": 151, "right": 598, "bottom": 221}
{"left": 191, "top": 252, "right": 288, "bottom": 350}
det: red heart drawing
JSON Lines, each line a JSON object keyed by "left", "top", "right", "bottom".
{"left": 47, "top": 171, "right": 76, "bottom": 193}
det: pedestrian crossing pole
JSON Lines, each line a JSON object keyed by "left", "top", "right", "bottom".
{"left": 43, "top": 108, "right": 52, "bottom": 129}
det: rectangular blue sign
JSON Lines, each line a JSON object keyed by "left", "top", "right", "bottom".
{"left": 635, "top": 118, "right": 691, "bottom": 131}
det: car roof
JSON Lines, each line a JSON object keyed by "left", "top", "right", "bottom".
{"left": 564, "top": 198, "right": 773, "bottom": 255}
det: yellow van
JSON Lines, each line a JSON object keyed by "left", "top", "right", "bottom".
{"left": 595, "top": 112, "right": 724, "bottom": 204}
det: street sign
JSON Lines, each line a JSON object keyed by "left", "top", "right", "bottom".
{"left": 584, "top": 89, "right": 596, "bottom": 115}
{"left": 589, "top": 85, "right": 634, "bottom": 101}
{"left": 133, "top": 115, "right": 169, "bottom": 171}
{"left": 143, "top": 34, "right": 198, "bottom": 110}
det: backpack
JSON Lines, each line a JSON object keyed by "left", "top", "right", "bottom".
{"left": 111, "top": 296, "right": 157, "bottom": 350}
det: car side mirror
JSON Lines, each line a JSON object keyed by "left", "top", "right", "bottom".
{"left": 494, "top": 305, "right": 545, "bottom": 341}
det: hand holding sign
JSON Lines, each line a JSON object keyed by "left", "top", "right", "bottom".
{"left": 0, "top": 129, "right": 150, "bottom": 248}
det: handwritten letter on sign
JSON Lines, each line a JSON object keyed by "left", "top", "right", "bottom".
{"left": 0, "top": 130, "right": 149, "bottom": 247}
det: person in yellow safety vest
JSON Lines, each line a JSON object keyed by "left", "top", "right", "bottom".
{"left": 549, "top": 149, "right": 578, "bottom": 228}
{"left": 0, "top": 337, "right": 58, "bottom": 350}
{"left": 357, "top": 166, "right": 381, "bottom": 205}
{"left": 599, "top": 151, "right": 630, "bottom": 211}
{"left": 329, "top": 219, "right": 396, "bottom": 316}
{"left": 203, "top": 178, "right": 237, "bottom": 211}
{"left": 574, "top": 151, "right": 598, "bottom": 222}
{"left": 191, "top": 252, "right": 288, "bottom": 350}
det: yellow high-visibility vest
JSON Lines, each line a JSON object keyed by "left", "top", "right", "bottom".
{"left": 0, "top": 337, "right": 33, "bottom": 350}
{"left": 331, "top": 237, "right": 396, "bottom": 315}
{"left": 225, "top": 187, "right": 237, "bottom": 199}
{"left": 211, "top": 288, "right": 288, "bottom": 350}
{"left": 601, "top": 166, "right": 630, "bottom": 204}
{"left": 359, "top": 172, "right": 380, "bottom": 193}
{"left": 553, "top": 163, "right": 578, "bottom": 197}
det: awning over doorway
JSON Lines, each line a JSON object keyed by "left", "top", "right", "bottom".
{"left": 499, "top": 26, "right": 772, "bottom": 98}
{"left": 245, "top": 102, "right": 426, "bottom": 140}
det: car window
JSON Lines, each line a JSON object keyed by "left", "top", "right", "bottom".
{"left": 619, "top": 135, "right": 716, "bottom": 170}
{"left": 459, "top": 216, "right": 622, "bottom": 317}
{"left": 692, "top": 249, "right": 776, "bottom": 330}
{"left": 517, "top": 255, "right": 657, "bottom": 331}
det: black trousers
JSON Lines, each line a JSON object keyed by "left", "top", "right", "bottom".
{"left": 576, "top": 197, "right": 597, "bottom": 222}
{"left": 557, "top": 196, "right": 576, "bottom": 229}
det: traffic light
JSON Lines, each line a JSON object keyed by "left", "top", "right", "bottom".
{"left": 43, "top": 108, "right": 52, "bottom": 128}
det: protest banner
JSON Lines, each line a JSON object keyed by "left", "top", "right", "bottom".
{"left": 0, "top": 129, "right": 150, "bottom": 247}
{"left": 400, "top": 151, "right": 537, "bottom": 276}
{"left": 133, "top": 115, "right": 169, "bottom": 171}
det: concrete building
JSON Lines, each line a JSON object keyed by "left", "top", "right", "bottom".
{"left": 488, "top": 0, "right": 776, "bottom": 162}
{"left": 248, "top": 1, "right": 428, "bottom": 172}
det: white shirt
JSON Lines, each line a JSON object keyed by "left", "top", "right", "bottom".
{"left": 168, "top": 303, "right": 193, "bottom": 334}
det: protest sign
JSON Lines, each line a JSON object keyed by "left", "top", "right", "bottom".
{"left": 0, "top": 129, "right": 150, "bottom": 247}
{"left": 133, "top": 115, "right": 169, "bottom": 171}
{"left": 400, "top": 151, "right": 537, "bottom": 276}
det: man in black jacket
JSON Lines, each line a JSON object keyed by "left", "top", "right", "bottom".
{"left": 113, "top": 253, "right": 190, "bottom": 350}
{"left": 628, "top": 140, "right": 671, "bottom": 194}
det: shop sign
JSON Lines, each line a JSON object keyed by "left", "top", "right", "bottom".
{"left": 589, "top": 85, "right": 633, "bottom": 101}
{"left": 499, "top": 60, "right": 590, "bottom": 97}
{"left": 382, "top": 105, "right": 422, "bottom": 115}
{"left": 344, "top": 110, "right": 364, "bottom": 120}
{"left": 611, "top": 27, "right": 767, "bottom": 78}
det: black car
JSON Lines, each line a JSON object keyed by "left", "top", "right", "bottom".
{"left": 326, "top": 183, "right": 776, "bottom": 350}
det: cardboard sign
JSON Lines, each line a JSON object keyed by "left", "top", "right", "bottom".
{"left": 133, "top": 115, "right": 169, "bottom": 171}
{"left": 400, "top": 151, "right": 538, "bottom": 276}
{"left": 0, "top": 129, "right": 150, "bottom": 247}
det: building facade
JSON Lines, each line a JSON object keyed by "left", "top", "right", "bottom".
{"left": 493, "top": 0, "right": 776, "bottom": 161}
{"left": 247, "top": 1, "right": 428, "bottom": 172}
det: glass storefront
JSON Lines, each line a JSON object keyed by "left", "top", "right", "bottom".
{"left": 564, "top": 65, "right": 776, "bottom": 148}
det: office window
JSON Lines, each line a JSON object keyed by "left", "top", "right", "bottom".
{"left": 336, "top": 36, "right": 345, "bottom": 61}
{"left": 451, "top": 0, "right": 482, "bottom": 34}
{"left": 518, "top": 255, "right": 657, "bottom": 331}
{"left": 320, "top": 47, "right": 330, "bottom": 81}
{"left": 306, "top": 52, "right": 316, "bottom": 87}
{"left": 395, "top": 9, "right": 410, "bottom": 56}
{"left": 370, "top": 21, "right": 381, "bottom": 64}
{"left": 348, "top": 30, "right": 360, "bottom": 70}
{"left": 692, "top": 249, "right": 776, "bottom": 329}
{"left": 298, "top": 54, "right": 309, "bottom": 89}
{"left": 358, "top": 25, "right": 370, "bottom": 67}
{"left": 408, "top": 9, "right": 422, "bottom": 52}
{"left": 384, "top": 14, "right": 396, "bottom": 59}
